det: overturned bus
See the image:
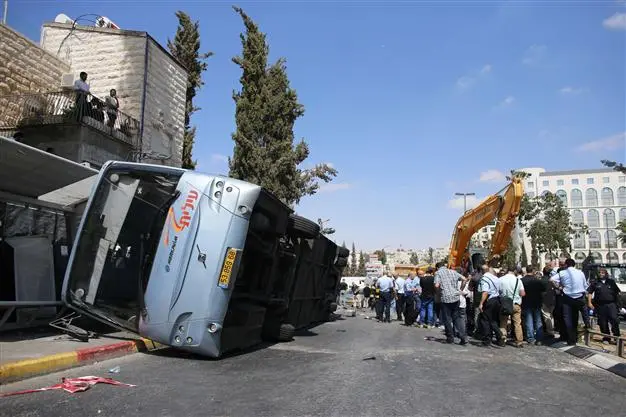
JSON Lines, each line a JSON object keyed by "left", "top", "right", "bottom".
{"left": 62, "top": 161, "right": 348, "bottom": 357}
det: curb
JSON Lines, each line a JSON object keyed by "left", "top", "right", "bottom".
{"left": 557, "top": 344, "right": 626, "bottom": 379}
{"left": 0, "top": 338, "right": 165, "bottom": 385}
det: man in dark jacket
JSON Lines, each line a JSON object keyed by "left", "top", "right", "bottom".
{"left": 587, "top": 268, "right": 621, "bottom": 343}
{"left": 522, "top": 266, "right": 547, "bottom": 345}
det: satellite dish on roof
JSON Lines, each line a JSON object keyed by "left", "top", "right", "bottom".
{"left": 54, "top": 13, "right": 74, "bottom": 25}
{"left": 95, "top": 16, "right": 120, "bottom": 29}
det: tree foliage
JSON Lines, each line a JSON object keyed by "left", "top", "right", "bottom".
{"left": 357, "top": 251, "right": 366, "bottom": 275}
{"left": 374, "top": 249, "right": 387, "bottom": 265}
{"left": 168, "top": 11, "right": 213, "bottom": 169}
{"left": 409, "top": 251, "right": 419, "bottom": 265}
{"left": 229, "top": 7, "right": 337, "bottom": 206}
{"left": 428, "top": 247, "right": 434, "bottom": 264}
{"left": 525, "top": 192, "right": 574, "bottom": 256}
{"left": 350, "top": 242, "right": 357, "bottom": 275}
{"left": 318, "top": 218, "right": 335, "bottom": 235}
{"left": 617, "top": 220, "right": 626, "bottom": 245}
{"left": 601, "top": 159, "right": 626, "bottom": 174}
{"left": 520, "top": 241, "right": 528, "bottom": 267}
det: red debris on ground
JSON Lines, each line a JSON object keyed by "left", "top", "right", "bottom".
{"left": 0, "top": 376, "right": 135, "bottom": 397}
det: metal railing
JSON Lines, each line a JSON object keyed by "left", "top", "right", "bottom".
{"left": 0, "top": 90, "right": 140, "bottom": 149}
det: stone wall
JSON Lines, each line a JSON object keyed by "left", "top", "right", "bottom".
{"left": 0, "top": 24, "right": 70, "bottom": 127}
{"left": 40, "top": 23, "right": 146, "bottom": 123}
{"left": 142, "top": 37, "right": 187, "bottom": 167}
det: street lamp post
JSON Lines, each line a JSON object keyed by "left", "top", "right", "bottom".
{"left": 455, "top": 192, "right": 476, "bottom": 213}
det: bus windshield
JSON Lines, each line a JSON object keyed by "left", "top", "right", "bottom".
{"left": 66, "top": 166, "right": 183, "bottom": 332}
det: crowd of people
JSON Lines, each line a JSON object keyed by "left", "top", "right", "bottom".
{"left": 345, "top": 258, "right": 622, "bottom": 347}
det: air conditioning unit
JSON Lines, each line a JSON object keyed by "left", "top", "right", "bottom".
{"left": 60, "top": 73, "right": 75, "bottom": 89}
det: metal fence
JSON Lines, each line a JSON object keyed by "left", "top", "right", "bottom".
{"left": 0, "top": 90, "right": 140, "bottom": 149}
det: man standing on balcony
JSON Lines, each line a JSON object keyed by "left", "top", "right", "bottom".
{"left": 73, "top": 72, "right": 90, "bottom": 121}
{"left": 105, "top": 89, "right": 119, "bottom": 128}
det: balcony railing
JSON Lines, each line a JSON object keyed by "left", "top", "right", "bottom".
{"left": 0, "top": 90, "right": 140, "bottom": 149}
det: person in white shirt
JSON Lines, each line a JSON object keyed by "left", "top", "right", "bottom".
{"left": 73, "top": 71, "right": 90, "bottom": 93}
{"left": 499, "top": 265, "right": 526, "bottom": 347}
{"left": 550, "top": 258, "right": 588, "bottom": 345}
{"left": 394, "top": 274, "right": 406, "bottom": 321}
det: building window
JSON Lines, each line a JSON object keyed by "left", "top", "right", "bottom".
{"left": 527, "top": 191, "right": 535, "bottom": 198}
{"left": 571, "top": 209, "right": 584, "bottom": 226}
{"left": 527, "top": 181, "right": 534, "bottom": 188}
{"left": 542, "top": 180, "right": 549, "bottom": 187}
{"left": 587, "top": 209, "right": 600, "bottom": 227}
{"left": 607, "top": 251, "right": 619, "bottom": 262}
{"left": 588, "top": 230, "right": 601, "bottom": 248}
{"left": 573, "top": 232, "right": 585, "bottom": 249}
{"left": 620, "top": 176, "right": 626, "bottom": 183}
{"left": 603, "top": 177, "right": 610, "bottom": 184}
{"left": 620, "top": 208, "right": 626, "bottom": 222}
{"left": 587, "top": 178, "right": 594, "bottom": 185}
{"left": 571, "top": 178, "right": 579, "bottom": 185}
{"left": 590, "top": 252, "right": 602, "bottom": 263}
{"left": 570, "top": 189, "right": 583, "bottom": 207}
{"left": 557, "top": 179, "right": 564, "bottom": 186}
{"left": 617, "top": 186, "right": 626, "bottom": 205}
{"left": 601, "top": 187, "right": 614, "bottom": 206}
{"left": 605, "top": 231, "right": 618, "bottom": 249}
{"left": 604, "top": 208, "right": 616, "bottom": 228}
{"left": 556, "top": 190, "right": 567, "bottom": 206}
{"left": 586, "top": 188, "right": 598, "bottom": 206}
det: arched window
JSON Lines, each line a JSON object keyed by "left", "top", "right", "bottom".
{"left": 586, "top": 188, "right": 598, "bottom": 207}
{"left": 590, "top": 252, "right": 602, "bottom": 263}
{"left": 604, "top": 209, "right": 616, "bottom": 228}
{"left": 556, "top": 190, "right": 568, "bottom": 207}
{"left": 574, "top": 252, "right": 586, "bottom": 262}
{"left": 601, "top": 187, "right": 614, "bottom": 206}
{"left": 571, "top": 189, "right": 583, "bottom": 207}
{"left": 587, "top": 209, "right": 600, "bottom": 227}
{"left": 589, "top": 230, "right": 601, "bottom": 249}
{"left": 623, "top": 252, "right": 626, "bottom": 262}
{"left": 620, "top": 208, "right": 626, "bottom": 222}
{"left": 618, "top": 186, "right": 626, "bottom": 205}
{"left": 571, "top": 209, "right": 584, "bottom": 227}
{"left": 605, "top": 230, "right": 617, "bottom": 248}
{"left": 607, "top": 252, "right": 619, "bottom": 263}
{"left": 573, "top": 232, "right": 585, "bottom": 249}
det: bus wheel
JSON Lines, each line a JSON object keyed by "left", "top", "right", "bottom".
{"left": 278, "top": 324, "right": 295, "bottom": 342}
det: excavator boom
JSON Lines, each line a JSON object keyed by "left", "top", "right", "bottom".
{"left": 447, "top": 177, "right": 524, "bottom": 269}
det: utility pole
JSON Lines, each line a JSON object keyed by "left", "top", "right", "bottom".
{"left": 455, "top": 192, "right": 476, "bottom": 213}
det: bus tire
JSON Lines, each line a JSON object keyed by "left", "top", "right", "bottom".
{"left": 337, "top": 247, "right": 350, "bottom": 258}
{"left": 278, "top": 324, "right": 295, "bottom": 342}
{"left": 288, "top": 214, "right": 319, "bottom": 239}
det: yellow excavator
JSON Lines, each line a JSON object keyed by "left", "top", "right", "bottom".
{"left": 447, "top": 176, "right": 524, "bottom": 271}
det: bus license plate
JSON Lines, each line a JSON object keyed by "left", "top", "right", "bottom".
{"left": 218, "top": 248, "right": 239, "bottom": 288}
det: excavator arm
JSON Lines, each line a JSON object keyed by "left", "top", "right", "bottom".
{"left": 447, "top": 177, "right": 524, "bottom": 269}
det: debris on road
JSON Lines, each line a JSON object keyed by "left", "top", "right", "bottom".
{"left": 362, "top": 356, "right": 376, "bottom": 361}
{"left": 0, "top": 376, "right": 135, "bottom": 397}
{"left": 108, "top": 366, "right": 121, "bottom": 373}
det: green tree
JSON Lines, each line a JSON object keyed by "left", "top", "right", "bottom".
{"left": 318, "top": 218, "right": 335, "bottom": 235}
{"left": 357, "top": 251, "right": 366, "bottom": 275}
{"left": 526, "top": 192, "right": 573, "bottom": 257}
{"left": 409, "top": 251, "right": 419, "bottom": 265}
{"left": 374, "top": 249, "right": 387, "bottom": 265}
{"left": 167, "top": 11, "right": 213, "bottom": 169}
{"left": 428, "top": 247, "right": 434, "bottom": 264}
{"left": 229, "top": 7, "right": 336, "bottom": 206}
{"left": 530, "top": 244, "right": 539, "bottom": 269}
{"left": 350, "top": 242, "right": 357, "bottom": 275}
{"left": 601, "top": 159, "right": 626, "bottom": 174}
{"left": 500, "top": 239, "right": 517, "bottom": 268}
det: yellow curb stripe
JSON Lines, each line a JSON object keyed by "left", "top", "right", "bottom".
{"left": 0, "top": 351, "right": 78, "bottom": 383}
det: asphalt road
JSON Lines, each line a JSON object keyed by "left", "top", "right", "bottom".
{"left": 2, "top": 314, "right": 625, "bottom": 417}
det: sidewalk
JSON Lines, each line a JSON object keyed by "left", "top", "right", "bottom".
{"left": 0, "top": 328, "right": 164, "bottom": 384}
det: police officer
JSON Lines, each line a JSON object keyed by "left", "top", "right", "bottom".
{"left": 587, "top": 268, "right": 621, "bottom": 343}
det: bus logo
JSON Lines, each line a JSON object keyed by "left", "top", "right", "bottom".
{"left": 163, "top": 190, "right": 199, "bottom": 247}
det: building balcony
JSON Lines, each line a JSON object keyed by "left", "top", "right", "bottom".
{"left": 0, "top": 90, "right": 141, "bottom": 167}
